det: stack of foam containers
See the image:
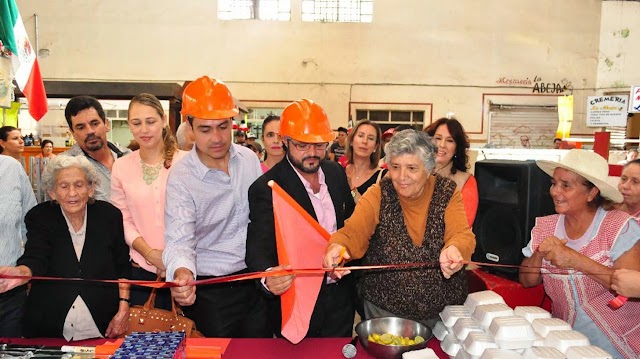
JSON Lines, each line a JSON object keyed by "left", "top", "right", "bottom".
{"left": 439, "top": 305, "right": 472, "bottom": 357}
{"left": 437, "top": 290, "right": 612, "bottom": 359}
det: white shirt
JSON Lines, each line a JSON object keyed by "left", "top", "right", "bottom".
{"left": 61, "top": 207, "right": 103, "bottom": 341}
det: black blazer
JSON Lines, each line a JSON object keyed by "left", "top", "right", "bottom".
{"left": 246, "top": 159, "right": 355, "bottom": 272}
{"left": 246, "top": 158, "right": 355, "bottom": 336}
{"left": 18, "top": 200, "right": 132, "bottom": 338}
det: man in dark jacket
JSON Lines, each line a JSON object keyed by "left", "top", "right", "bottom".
{"left": 246, "top": 99, "right": 355, "bottom": 338}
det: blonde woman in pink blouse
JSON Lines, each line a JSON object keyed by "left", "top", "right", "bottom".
{"left": 110, "top": 93, "right": 187, "bottom": 309}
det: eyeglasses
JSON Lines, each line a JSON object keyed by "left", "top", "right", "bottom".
{"left": 288, "top": 140, "right": 328, "bottom": 152}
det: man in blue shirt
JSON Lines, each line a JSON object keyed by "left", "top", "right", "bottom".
{"left": 163, "top": 76, "right": 269, "bottom": 337}
{"left": 0, "top": 156, "right": 37, "bottom": 337}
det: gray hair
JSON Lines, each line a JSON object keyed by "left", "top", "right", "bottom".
{"left": 176, "top": 121, "right": 190, "bottom": 149}
{"left": 385, "top": 129, "right": 436, "bottom": 171}
{"left": 42, "top": 155, "right": 99, "bottom": 199}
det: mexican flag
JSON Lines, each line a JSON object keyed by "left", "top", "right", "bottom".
{"left": 0, "top": 0, "right": 47, "bottom": 120}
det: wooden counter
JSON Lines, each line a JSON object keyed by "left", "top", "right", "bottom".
{"left": 21, "top": 146, "right": 69, "bottom": 174}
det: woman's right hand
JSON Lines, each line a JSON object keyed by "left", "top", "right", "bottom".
{"left": 611, "top": 269, "right": 640, "bottom": 298}
{"left": 145, "top": 249, "right": 166, "bottom": 271}
{"left": 0, "top": 266, "right": 30, "bottom": 293}
{"left": 323, "top": 243, "right": 351, "bottom": 280}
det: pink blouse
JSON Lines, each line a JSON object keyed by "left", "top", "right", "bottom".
{"left": 110, "top": 150, "right": 187, "bottom": 273}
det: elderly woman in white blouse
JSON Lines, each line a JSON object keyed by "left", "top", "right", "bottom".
{"left": 0, "top": 155, "right": 131, "bottom": 340}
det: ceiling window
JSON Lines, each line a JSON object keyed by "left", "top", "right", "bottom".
{"left": 302, "top": 0, "right": 373, "bottom": 23}
{"left": 218, "top": 0, "right": 291, "bottom": 21}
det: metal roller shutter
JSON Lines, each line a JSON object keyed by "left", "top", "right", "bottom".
{"left": 488, "top": 106, "right": 558, "bottom": 149}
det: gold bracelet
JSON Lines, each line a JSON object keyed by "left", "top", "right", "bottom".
{"left": 143, "top": 248, "right": 155, "bottom": 259}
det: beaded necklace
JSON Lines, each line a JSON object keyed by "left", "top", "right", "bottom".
{"left": 141, "top": 158, "right": 163, "bottom": 185}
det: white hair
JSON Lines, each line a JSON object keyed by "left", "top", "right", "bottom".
{"left": 42, "top": 155, "right": 98, "bottom": 198}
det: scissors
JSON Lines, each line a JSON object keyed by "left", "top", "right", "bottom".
{"left": 330, "top": 247, "right": 347, "bottom": 276}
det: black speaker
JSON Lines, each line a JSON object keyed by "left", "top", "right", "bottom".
{"left": 471, "top": 160, "right": 555, "bottom": 280}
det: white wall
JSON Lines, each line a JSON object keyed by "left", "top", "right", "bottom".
{"left": 15, "top": 0, "right": 639, "bottom": 144}
{"left": 597, "top": 1, "right": 640, "bottom": 91}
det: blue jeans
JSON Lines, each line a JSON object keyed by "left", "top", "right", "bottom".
{"left": 0, "top": 284, "right": 27, "bottom": 337}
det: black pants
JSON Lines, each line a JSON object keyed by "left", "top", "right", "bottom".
{"left": 0, "top": 284, "right": 27, "bottom": 337}
{"left": 129, "top": 265, "right": 172, "bottom": 310}
{"left": 182, "top": 271, "right": 270, "bottom": 338}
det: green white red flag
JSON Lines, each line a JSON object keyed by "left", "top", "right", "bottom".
{"left": 0, "top": 0, "right": 48, "bottom": 120}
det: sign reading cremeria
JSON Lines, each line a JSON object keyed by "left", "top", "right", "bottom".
{"left": 586, "top": 95, "right": 629, "bottom": 127}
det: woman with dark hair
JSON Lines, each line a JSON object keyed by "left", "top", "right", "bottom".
{"left": 110, "top": 93, "right": 187, "bottom": 309}
{"left": 260, "top": 115, "right": 284, "bottom": 173}
{"left": 38, "top": 139, "right": 56, "bottom": 160}
{"left": 344, "top": 120, "right": 386, "bottom": 204}
{"left": 0, "top": 126, "right": 25, "bottom": 161}
{"left": 36, "top": 139, "right": 57, "bottom": 174}
{"left": 424, "top": 118, "right": 478, "bottom": 226}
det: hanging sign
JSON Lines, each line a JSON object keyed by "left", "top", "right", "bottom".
{"left": 557, "top": 96, "right": 573, "bottom": 139}
{"left": 630, "top": 86, "right": 640, "bottom": 113}
{"left": 586, "top": 95, "right": 628, "bottom": 127}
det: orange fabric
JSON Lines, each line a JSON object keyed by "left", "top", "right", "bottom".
{"left": 270, "top": 181, "right": 328, "bottom": 344}
{"left": 461, "top": 175, "right": 478, "bottom": 227}
{"left": 329, "top": 176, "right": 475, "bottom": 261}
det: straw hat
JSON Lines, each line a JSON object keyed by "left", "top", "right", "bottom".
{"left": 536, "top": 149, "right": 622, "bottom": 203}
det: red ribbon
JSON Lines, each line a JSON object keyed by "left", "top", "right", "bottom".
{"left": 0, "top": 260, "right": 617, "bottom": 288}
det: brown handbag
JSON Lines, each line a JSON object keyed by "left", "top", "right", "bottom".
{"left": 127, "top": 284, "right": 203, "bottom": 337}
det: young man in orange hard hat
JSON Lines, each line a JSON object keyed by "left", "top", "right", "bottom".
{"left": 163, "top": 76, "right": 269, "bottom": 338}
{"left": 246, "top": 99, "right": 356, "bottom": 338}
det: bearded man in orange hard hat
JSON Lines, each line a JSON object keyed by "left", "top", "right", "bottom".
{"left": 246, "top": 99, "right": 356, "bottom": 338}
{"left": 163, "top": 76, "right": 270, "bottom": 338}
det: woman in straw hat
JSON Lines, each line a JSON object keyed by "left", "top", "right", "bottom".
{"left": 519, "top": 149, "right": 640, "bottom": 358}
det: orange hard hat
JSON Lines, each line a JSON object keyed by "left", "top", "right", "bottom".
{"left": 181, "top": 76, "right": 239, "bottom": 120}
{"left": 279, "top": 99, "right": 335, "bottom": 143}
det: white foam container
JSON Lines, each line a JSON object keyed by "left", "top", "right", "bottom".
{"left": 521, "top": 346, "right": 565, "bottom": 359}
{"left": 531, "top": 318, "right": 572, "bottom": 338}
{"left": 441, "top": 305, "right": 472, "bottom": 328}
{"left": 441, "top": 332, "right": 463, "bottom": 357}
{"left": 452, "top": 318, "right": 483, "bottom": 341}
{"left": 543, "top": 330, "right": 590, "bottom": 353}
{"left": 472, "top": 303, "right": 515, "bottom": 330}
{"left": 464, "top": 290, "right": 506, "bottom": 314}
{"left": 479, "top": 348, "right": 524, "bottom": 359}
{"left": 488, "top": 316, "right": 536, "bottom": 350}
{"left": 513, "top": 306, "right": 552, "bottom": 323}
{"left": 463, "top": 331, "right": 499, "bottom": 357}
{"left": 531, "top": 335, "right": 546, "bottom": 347}
{"left": 454, "top": 349, "right": 473, "bottom": 359}
{"left": 565, "top": 345, "right": 613, "bottom": 359}
{"left": 402, "top": 347, "right": 440, "bottom": 359}
{"left": 433, "top": 321, "right": 450, "bottom": 341}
